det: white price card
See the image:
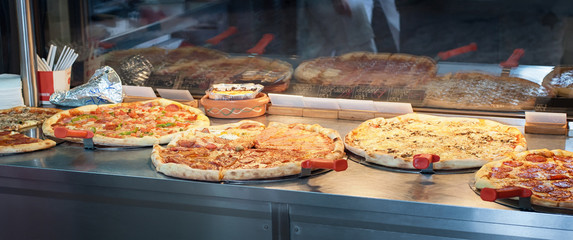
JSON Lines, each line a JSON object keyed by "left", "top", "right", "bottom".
{"left": 157, "top": 89, "right": 194, "bottom": 101}
{"left": 268, "top": 93, "right": 303, "bottom": 107}
{"left": 303, "top": 97, "right": 340, "bottom": 110}
{"left": 373, "top": 101, "right": 413, "bottom": 114}
{"left": 337, "top": 99, "right": 375, "bottom": 111}
{"left": 525, "top": 112, "right": 567, "bottom": 124}
{"left": 122, "top": 85, "right": 156, "bottom": 98}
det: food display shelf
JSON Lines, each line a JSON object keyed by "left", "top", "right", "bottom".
{"left": 1, "top": 114, "right": 572, "bottom": 239}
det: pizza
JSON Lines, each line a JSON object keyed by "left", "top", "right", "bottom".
{"left": 0, "top": 106, "right": 62, "bottom": 131}
{"left": 0, "top": 131, "right": 56, "bottom": 154}
{"left": 344, "top": 113, "right": 526, "bottom": 170}
{"left": 424, "top": 72, "right": 553, "bottom": 111}
{"left": 542, "top": 66, "right": 573, "bottom": 97}
{"left": 475, "top": 149, "right": 573, "bottom": 209}
{"left": 42, "top": 98, "right": 209, "bottom": 146}
{"left": 170, "top": 56, "right": 293, "bottom": 93}
{"left": 294, "top": 52, "right": 437, "bottom": 87}
{"left": 164, "top": 46, "right": 228, "bottom": 65}
{"left": 105, "top": 47, "right": 168, "bottom": 70}
{"left": 151, "top": 120, "right": 345, "bottom": 181}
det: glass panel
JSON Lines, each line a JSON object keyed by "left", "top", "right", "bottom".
{"left": 33, "top": 0, "right": 573, "bottom": 116}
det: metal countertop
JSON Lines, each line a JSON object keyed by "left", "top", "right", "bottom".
{"left": 1, "top": 114, "right": 571, "bottom": 212}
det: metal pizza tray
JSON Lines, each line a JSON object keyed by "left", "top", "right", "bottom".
{"left": 346, "top": 150, "right": 478, "bottom": 175}
{"left": 222, "top": 168, "right": 332, "bottom": 185}
{"left": 155, "top": 168, "right": 331, "bottom": 185}
{"left": 56, "top": 140, "right": 153, "bottom": 151}
{"left": 20, "top": 126, "right": 64, "bottom": 144}
{"left": 468, "top": 180, "right": 573, "bottom": 215}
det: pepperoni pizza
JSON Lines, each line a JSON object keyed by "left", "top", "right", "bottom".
{"left": 42, "top": 98, "right": 209, "bottom": 146}
{"left": 475, "top": 149, "right": 573, "bottom": 209}
{"left": 151, "top": 120, "right": 345, "bottom": 181}
{"left": 0, "top": 131, "right": 56, "bottom": 154}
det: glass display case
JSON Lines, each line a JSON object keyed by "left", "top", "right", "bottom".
{"left": 29, "top": 0, "right": 573, "bottom": 117}
{"left": 2, "top": 1, "right": 573, "bottom": 239}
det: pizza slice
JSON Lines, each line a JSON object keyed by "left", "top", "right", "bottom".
{"left": 0, "top": 131, "right": 56, "bottom": 154}
{"left": 0, "top": 106, "right": 62, "bottom": 131}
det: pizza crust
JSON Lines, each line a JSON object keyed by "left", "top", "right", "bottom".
{"left": 223, "top": 162, "right": 301, "bottom": 181}
{"left": 42, "top": 98, "right": 210, "bottom": 147}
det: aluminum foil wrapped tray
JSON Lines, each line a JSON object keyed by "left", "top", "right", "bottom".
{"left": 49, "top": 66, "right": 123, "bottom": 106}
{"left": 206, "top": 83, "right": 264, "bottom": 100}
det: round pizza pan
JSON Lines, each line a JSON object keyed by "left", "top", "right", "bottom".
{"left": 222, "top": 168, "right": 332, "bottom": 185}
{"left": 346, "top": 151, "right": 478, "bottom": 175}
{"left": 468, "top": 181, "right": 573, "bottom": 215}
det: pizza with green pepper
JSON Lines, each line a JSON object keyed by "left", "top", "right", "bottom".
{"left": 42, "top": 98, "right": 209, "bottom": 146}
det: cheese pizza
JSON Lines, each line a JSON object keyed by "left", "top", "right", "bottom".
{"left": 475, "top": 149, "right": 573, "bottom": 209}
{"left": 151, "top": 120, "right": 345, "bottom": 181}
{"left": 42, "top": 98, "right": 209, "bottom": 146}
{"left": 345, "top": 113, "right": 527, "bottom": 170}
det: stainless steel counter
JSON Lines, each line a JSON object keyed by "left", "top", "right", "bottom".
{"left": 1, "top": 114, "right": 572, "bottom": 239}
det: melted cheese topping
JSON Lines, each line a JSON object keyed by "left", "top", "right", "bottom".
{"left": 348, "top": 117, "right": 523, "bottom": 161}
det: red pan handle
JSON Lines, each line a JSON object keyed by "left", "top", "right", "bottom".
{"left": 246, "top": 34, "right": 274, "bottom": 55}
{"left": 500, "top": 48, "right": 525, "bottom": 68}
{"left": 205, "top": 26, "right": 238, "bottom": 46}
{"left": 480, "top": 187, "right": 532, "bottom": 202}
{"left": 301, "top": 159, "right": 348, "bottom": 172}
{"left": 437, "top": 42, "right": 477, "bottom": 60}
{"left": 54, "top": 127, "right": 94, "bottom": 139}
{"left": 412, "top": 154, "right": 440, "bottom": 169}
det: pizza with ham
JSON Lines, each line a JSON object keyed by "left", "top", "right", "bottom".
{"left": 344, "top": 113, "right": 526, "bottom": 170}
{"left": 423, "top": 72, "right": 553, "bottom": 111}
{"left": 151, "top": 120, "right": 345, "bottom": 181}
{"left": 0, "top": 131, "right": 56, "bottom": 154}
{"left": 0, "top": 106, "right": 61, "bottom": 131}
{"left": 294, "top": 52, "right": 436, "bottom": 87}
{"left": 475, "top": 149, "right": 573, "bottom": 209}
{"left": 42, "top": 98, "right": 209, "bottom": 146}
